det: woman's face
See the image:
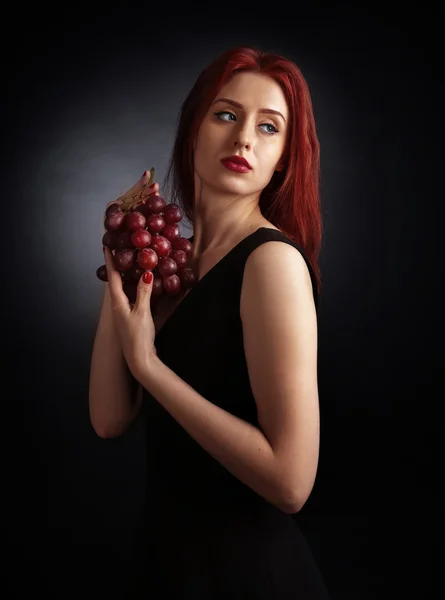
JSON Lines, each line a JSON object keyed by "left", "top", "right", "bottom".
{"left": 193, "top": 71, "right": 289, "bottom": 200}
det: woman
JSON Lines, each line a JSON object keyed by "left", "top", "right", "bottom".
{"left": 89, "top": 45, "right": 330, "bottom": 598}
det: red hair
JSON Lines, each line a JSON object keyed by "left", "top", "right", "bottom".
{"left": 163, "top": 45, "right": 323, "bottom": 294}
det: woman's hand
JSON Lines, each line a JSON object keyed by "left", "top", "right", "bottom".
{"left": 104, "top": 170, "right": 159, "bottom": 214}
{"left": 103, "top": 245, "right": 157, "bottom": 380}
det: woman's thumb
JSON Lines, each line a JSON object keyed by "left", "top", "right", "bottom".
{"left": 142, "top": 271, "right": 153, "bottom": 286}
{"left": 133, "top": 270, "right": 153, "bottom": 312}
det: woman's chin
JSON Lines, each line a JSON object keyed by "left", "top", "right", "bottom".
{"left": 214, "top": 171, "right": 253, "bottom": 194}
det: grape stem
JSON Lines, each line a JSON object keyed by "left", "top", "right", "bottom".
{"left": 119, "top": 167, "right": 156, "bottom": 213}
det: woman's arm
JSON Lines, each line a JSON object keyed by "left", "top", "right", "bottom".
{"left": 134, "top": 241, "right": 319, "bottom": 514}
{"left": 240, "top": 241, "right": 320, "bottom": 511}
{"left": 89, "top": 286, "right": 143, "bottom": 438}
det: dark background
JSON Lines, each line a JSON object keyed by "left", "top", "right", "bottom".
{"left": 6, "top": 3, "right": 441, "bottom": 598}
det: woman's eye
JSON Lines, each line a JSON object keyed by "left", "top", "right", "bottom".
{"left": 259, "top": 123, "right": 279, "bottom": 134}
{"left": 214, "top": 111, "right": 236, "bottom": 121}
{"left": 213, "top": 111, "right": 279, "bottom": 134}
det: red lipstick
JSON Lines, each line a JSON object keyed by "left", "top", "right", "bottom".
{"left": 221, "top": 155, "right": 252, "bottom": 173}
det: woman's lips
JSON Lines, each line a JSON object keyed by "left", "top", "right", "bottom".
{"left": 220, "top": 159, "right": 251, "bottom": 173}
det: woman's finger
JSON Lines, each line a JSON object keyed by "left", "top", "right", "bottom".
{"left": 105, "top": 174, "right": 159, "bottom": 214}
{"left": 117, "top": 170, "right": 156, "bottom": 204}
{"left": 103, "top": 247, "right": 130, "bottom": 315}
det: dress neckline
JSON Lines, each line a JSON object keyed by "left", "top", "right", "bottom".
{"left": 155, "top": 226, "right": 279, "bottom": 338}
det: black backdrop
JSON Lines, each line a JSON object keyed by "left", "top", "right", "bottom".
{"left": 7, "top": 4, "right": 441, "bottom": 599}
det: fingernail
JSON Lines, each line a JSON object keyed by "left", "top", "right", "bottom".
{"left": 143, "top": 271, "right": 153, "bottom": 284}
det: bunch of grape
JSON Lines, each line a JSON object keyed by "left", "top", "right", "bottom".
{"left": 96, "top": 167, "right": 197, "bottom": 305}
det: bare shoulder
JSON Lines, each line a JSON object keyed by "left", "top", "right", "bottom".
{"left": 240, "top": 236, "right": 315, "bottom": 319}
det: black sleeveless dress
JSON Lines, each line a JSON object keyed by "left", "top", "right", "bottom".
{"left": 132, "top": 227, "right": 330, "bottom": 599}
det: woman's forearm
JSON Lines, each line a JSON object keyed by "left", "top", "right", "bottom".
{"left": 89, "top": 287, "right": 141, "bottom": 438}
{"left": 136, "top": 356, "right": 298, "bottom": 513}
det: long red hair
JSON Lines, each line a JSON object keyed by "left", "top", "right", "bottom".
{"left": 163, "top": 45, "right": 323, "bottom": 294}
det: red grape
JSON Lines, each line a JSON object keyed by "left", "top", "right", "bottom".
{"left": 114, "top": 248, "right": 137, "bottom": 271}
{"left": 158, "top": 257, "right": 178, "bottom": 277}
{"left": 152, "top": 276, "right": 163, "bottom": 296}
{"left": 96, "top": 265, "right": 108, "bottom": 282}
{"left": 150, "top": 235, "right": 171, "bottom": 258}
{"left": 162, "top": 223, "right": 181, "bottom": 242}
{"left": 179, "top": 267, "right": 198, "bottom": 289}
{"left": 170, "top": 249, "right": 188, "bottom": 269}
{"left": 146, "top": 214, "right": 166, "bottom": 234}
{"left": 138, "top": 248, "right": 159, "bottom": 270}
{"left": 172, "top": 237, "right": 193, "bottom": 255}
{"left": 144, "top": 195, "right": 166, "bottom": 214}
{"left": 121, "top": 269, "right": 134, "bottom": 281}
{"left": 102, "top": 231, "right": 119, "bottom": 250}
{"left": 125, "top": 211, "right": 146, "bottom": 231}
{"left": 163, "top": 203, "right": 183, "bottom": 223}
{"left": 162, "top": 274, "right": 181, "bottom": 295}
{"left": 106, "top": 202, "right": 121, "bottom": 216}
{"left": 131, "top": 263, "right": 146, "bottom": 280}
{"left": 116, "top": 230, "right": 135, "bottom": 251}
{"left": 131, "top": 229, "right": 151, "bottom": 249}
{"left": 105, "top": 210, "right": 125, "bottom": 231}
